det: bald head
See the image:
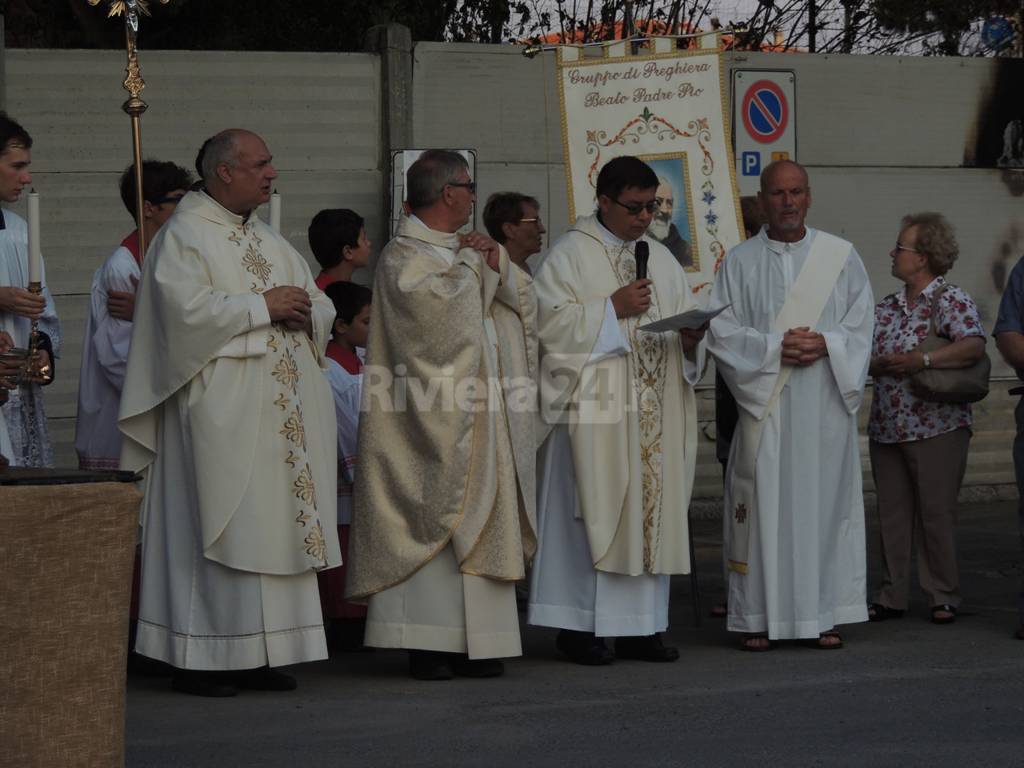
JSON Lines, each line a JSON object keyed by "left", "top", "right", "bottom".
{"left": 201, "top": 129, "right": 277, "bottom": 216}
{"left": 759, "top": 159, "right": 808, "bottom": 195}
{"left": 758, "top": 159, "right": 811, "bottom": 243}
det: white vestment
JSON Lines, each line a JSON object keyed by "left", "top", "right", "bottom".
{"left": 708, "top": 227, "right": 873, "bottom": 640}
{"left": 75, "top": 240, "right": 139, "bottom": 469}
{"left": 325, "top": 356, "right": 361, "bottom": 525}
{"left": 121, "top": 191, "right": 340, "bottom": 670}
{"left": 528, "top": 215, "right": 703, "bottom": 636}
{"left": 0, "top": 209, "right": 61, "bottom": 467}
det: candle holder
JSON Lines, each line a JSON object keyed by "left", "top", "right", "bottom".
{"left": 0, "top": 282, "right": 52, "bottom": 386}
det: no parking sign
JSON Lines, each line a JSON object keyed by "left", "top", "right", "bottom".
{"left": 732, "top": 70, "right": 796, "bottom": 196}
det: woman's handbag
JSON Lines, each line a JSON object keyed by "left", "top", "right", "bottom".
{"left": 909, "top": 284, "right": 990, "bottom": 404}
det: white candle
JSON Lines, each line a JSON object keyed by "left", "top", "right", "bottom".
{"left": 27, "top": 190, "right": 41, "bottom": 284}
{"left": 269, "top": 190, "right": 281, "bottom": 233}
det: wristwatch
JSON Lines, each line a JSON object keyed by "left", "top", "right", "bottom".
{"left": 922, "top": 352, "right": 932, "bottom": 369}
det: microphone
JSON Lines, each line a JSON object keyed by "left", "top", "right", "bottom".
{"left": 635, "top": 241, "right": 649, "bottom": 281}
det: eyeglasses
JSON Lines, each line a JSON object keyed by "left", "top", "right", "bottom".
{"left": 518, "top": 217, "right": 543, "bottom": 225}
{"left": 609, "top": 197, "right": 658, "bottom": 216}
{"left": 893, "top": 242, "right": 920, "bottom": 253}
{"left": 447, "top": 181, "right": 477, "bottom": 193}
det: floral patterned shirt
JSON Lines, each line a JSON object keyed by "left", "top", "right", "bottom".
{"left": 868, "top": 276, "right": 985, "bottom": 444}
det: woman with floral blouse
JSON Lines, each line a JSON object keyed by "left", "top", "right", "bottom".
{"left": 867, "top": 212, "right": 987, "bottom": 625}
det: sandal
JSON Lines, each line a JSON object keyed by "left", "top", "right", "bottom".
{"left": 739, "top": 634, "right": 773, "bottom": 652}
{"left": 710, "top": 603, "right": 728, "bottom": 619}
{"left": 801, "top": 630, "right": 843, "bottom": 650}
{"left": 868, "top": 603, "right": 905, "bottom": 622}
{"left": 931, "top": 604, "right": 957, "bottom": 625}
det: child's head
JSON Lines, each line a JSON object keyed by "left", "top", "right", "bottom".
{"left": 119, "top": 160, "right": 193, "bottom": 227}
{"left": 308, "top": 209, "right": 371, "bottom": 272}
{"left": 325, "top": 281, "right": 372, "bottom": 350}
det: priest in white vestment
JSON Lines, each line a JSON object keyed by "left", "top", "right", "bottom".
{"left": 75, "top": 160, "right": 192, "bottom": 470}
{"left": 120, "top": 130, "right": 341, "bottom": 697}
{"left": 346, "top": 150, "right": 538, "bottom": 681}
{"left": 708, "top": 160, "right": 873, "bottom": 651}
{"left": 528, "top": 156, "right": 706, "bottom": 665}
{"left": 0, "top": 116, "right": 60, "bottom": 468}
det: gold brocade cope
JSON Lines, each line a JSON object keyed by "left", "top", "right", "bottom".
{"left": 346, "top": 216, "right": 538, "bottom": 599}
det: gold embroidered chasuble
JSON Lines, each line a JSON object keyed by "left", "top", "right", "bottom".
{"left": 119, "top": 191, "right": 341, "bottom": 575}
{"left": 534, "top": 214, "right": 702, "bottom": 576}
{"left": 346, "top": 215, "right": 538, "bottom": 599}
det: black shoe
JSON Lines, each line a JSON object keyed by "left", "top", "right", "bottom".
{"left": 930, "top": 604, "right": 957, "bottom": 625}
{"left": 409, "top": 650, "right": 454, "bottom": 681}
{"left": 868, "top": 603, "right": 905, "bottom": 622}
{"left": 231, "top": 666, "right": 297, "bottom": 691}
{"left": 614, "top": 633, "right": 680, "bottom": 662}
{"left": 171, "top": 669, "right": 238, "bottom": 698}
{"left": 453, "top": 656, "right": 505, "bottom": 678}
{"left": 556, "top": 629, "right": 614, "bottom": 666}
{"left": 329, "top": 618, "right": 371, "bottom": 653}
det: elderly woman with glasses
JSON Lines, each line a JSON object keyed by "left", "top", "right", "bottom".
{"left": 867, "top": 212, "right": 987, "bottom": 625}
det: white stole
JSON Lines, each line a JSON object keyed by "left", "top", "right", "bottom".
{"left": 727, "top": 231, "right": 850, "bottom": 574}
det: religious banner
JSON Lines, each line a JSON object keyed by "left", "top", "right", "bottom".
{"left": 557, "top": 35, "right": 743, "bottom": 297}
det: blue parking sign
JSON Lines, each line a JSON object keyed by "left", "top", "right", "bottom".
{"left": 742, "top": 151, "right": 761, "bottom": 176}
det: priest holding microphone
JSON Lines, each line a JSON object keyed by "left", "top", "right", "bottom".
{"left": 528, "top": 155, "right": 707, "bottom": 665}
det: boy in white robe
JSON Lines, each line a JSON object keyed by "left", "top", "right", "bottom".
{"left": 318, "top": 280, "right": 371, "bottom": 650}
{"left": 75, "top": 160, "right": 192, "bottom": 470}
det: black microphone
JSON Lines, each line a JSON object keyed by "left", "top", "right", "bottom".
{"left": 635, "top": 241, "right": 649, "bottom": 281}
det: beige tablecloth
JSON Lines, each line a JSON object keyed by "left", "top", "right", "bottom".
{"left": 0, "top": 480, "right": 140, "bottom": 768}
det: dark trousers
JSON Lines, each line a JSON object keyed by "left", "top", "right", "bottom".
{"left": 869, "top": 429, "right": 970, "bottom": 609}
{"left": 1014, "top": 399, "right": 1024, "bottom": 626}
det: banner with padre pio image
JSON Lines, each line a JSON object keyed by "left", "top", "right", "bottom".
{"left": 557, "top": 36, "right": 743, "bottom": 297}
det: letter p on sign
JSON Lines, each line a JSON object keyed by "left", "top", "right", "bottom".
{"left": 742, "top": 151, "right": 761, "bottom": 177}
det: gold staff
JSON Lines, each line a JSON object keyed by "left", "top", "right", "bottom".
{"left": 86, "top": 0, "right": 170, "bottom": 261}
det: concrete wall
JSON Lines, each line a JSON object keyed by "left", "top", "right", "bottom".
{"left": 3, "top": 48, "right": 383, "bottom": 466}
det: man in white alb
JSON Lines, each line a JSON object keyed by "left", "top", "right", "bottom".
{"left": 708, "top": 159, "right": 873, "bottom": 651}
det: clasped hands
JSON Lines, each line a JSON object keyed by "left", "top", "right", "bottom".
{"left": 782, "top": 326, "right": 828, "bottom": 367}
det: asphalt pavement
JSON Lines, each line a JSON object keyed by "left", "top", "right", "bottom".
{"left": 126, "top": 500, "right": 1024, "bottom": 767}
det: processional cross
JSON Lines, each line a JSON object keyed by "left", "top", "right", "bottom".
{"left": 86, "top": 0, "right": 171, "bottom": 260}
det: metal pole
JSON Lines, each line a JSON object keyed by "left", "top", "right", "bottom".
{"left": 88, "top": 0, "right": 166, "bottom": 260}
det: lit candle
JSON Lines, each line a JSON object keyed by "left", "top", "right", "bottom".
{"left": 27, "top": 189, "right": 41, "bottom": 284}
{"left": 269, "top": 190, "right": 281, "bottom": 233}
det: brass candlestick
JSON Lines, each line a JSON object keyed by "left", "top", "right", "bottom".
{"left": 87, "top": 0, "right": 170, "bottom": 262}
{"left": 0, "top": 282, "right": 50, "bottom": 386}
